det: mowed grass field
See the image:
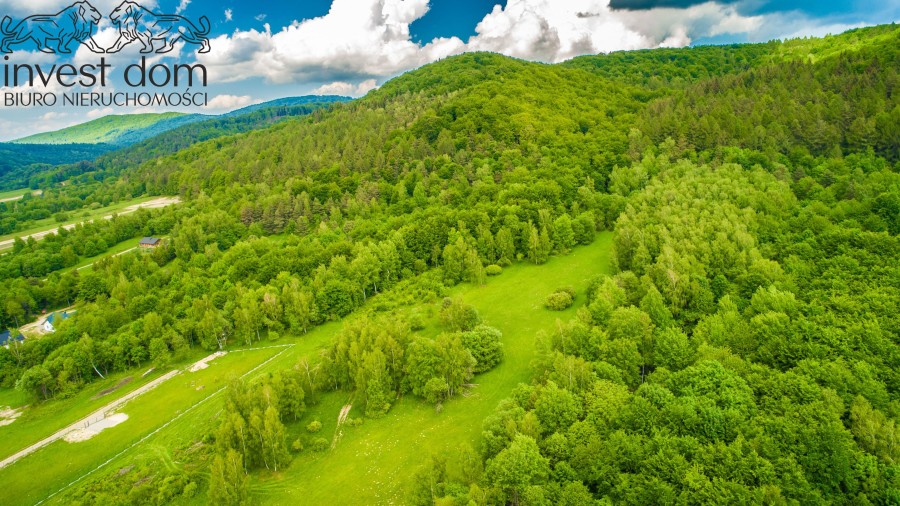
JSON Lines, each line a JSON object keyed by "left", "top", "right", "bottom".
{"left": 0, "top": 367, "right": 174, "bottom": 458}
{"left": 12, "top": 234, "right": 612, "bottom": 505}
{"left": 1, "top": 346, "right": 286, "bottom": 506}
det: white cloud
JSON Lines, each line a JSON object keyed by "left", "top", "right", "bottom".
{"left": 312, "top": 78, "right": 379, "bottom": 97}
{"left": 205, "top": 94, "right": 260, "bottom": 110}
{"left": 193, "top": 0, "right": 887, "bottom": 89}
{"left": 255, "top": 13, "right": 267, "bottom": 22}
{"left": 86, "top": 107, "right": 115, "bottom": 119}
{"left": 197, "top": 0, "right": 464, "bottom": 84}
{"left": 225, "top": 8, "right": 233, "bottom": 21}
{"left": 0, "top": 0, "right": 158, "bottom": 16}
{"left": 464, "top": 0, "right": 768, "bottom": 62}
{"left": 176, "top": 0, "right": 190, "bottom": 15}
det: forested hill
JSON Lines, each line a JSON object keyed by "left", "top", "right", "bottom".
{"left": 11, "top": 112, "right": 199, "bottom": 145}
{"left": 94, "top": 95, "right": 351, "bottom": 178}
{"left": 0, "top": 24, "right": 898, "bottom": 505}
{"left": 0, "top": 96, "right": 350, "bottom": 190}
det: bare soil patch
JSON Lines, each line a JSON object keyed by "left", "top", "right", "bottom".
{"left": 93, "top": 377, "right": 133, "bottom": 399}
{"left": 189, "top": 351, "right": 226, "bottom": 372}
{"left": 331, "top": 404, "right": 353, "bottom": 450}
{"left": 64, "top": 413, "right": 129, "bottom": 442}
{"left": 0, "top": 406, "right": 24, "bottom": 427}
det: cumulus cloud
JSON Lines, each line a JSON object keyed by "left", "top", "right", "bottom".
{"left": 197, "top": 0, "right": 464, "bottom": 84}
{"left": 312, "top": 78, "right": 379, "bottom": 97}
{"left": 465, "top": 0, "right": 768, "bottom": 62}
{"left": 205, "top": 94, "right": 260, "bottom": 110}
{"left": 225, "top": 8, "right": 233, "bottom": 21}
{"left": 194, "top": 0, "right": 792, "bottom": 86}
{"left": 40, "top": 111, "right": 70, "bottom": 121}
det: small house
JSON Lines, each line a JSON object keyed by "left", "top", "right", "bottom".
{"left": 42, "top": 311, "right": 71, "bottom": 333}
{"left": 139, "top": 237, "right": 162, "bottom": 249}
{"left": 0, "top": 330, "right": 24, "bottom": 348}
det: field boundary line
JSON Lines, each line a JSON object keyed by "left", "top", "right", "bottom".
{"left": 34, "top": 344, "right": 293, "bottom": 506}
{"left": 0, "top": 369, "right": 181, "bottom": 469}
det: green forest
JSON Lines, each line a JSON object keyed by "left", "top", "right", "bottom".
{"left": 0, "top": 23, "right": 897, "bottom": 505}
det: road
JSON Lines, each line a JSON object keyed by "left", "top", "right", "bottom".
{"left": 33, "top": 345, "right": 295, "bottom": 505}
{"left": 0, "top": 369, "right": 181, "bottom": 470}
{"left": 0, "top": 196, "right": 179, "bottom": 251}
{"left": 0, "top": 190, "right": 42, "bottom": 204}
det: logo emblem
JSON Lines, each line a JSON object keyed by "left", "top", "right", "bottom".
{"left": 107, "top": 1, "right": 210, "bottom": 54}
{"left": 1, "top": 1, "right": 105, "bottom": 54}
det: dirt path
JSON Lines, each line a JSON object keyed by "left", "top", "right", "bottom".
{"left": 0, "top": 190, "right": 41, "bottom": 204}
{"left": 34, "top": 344, "right": 295, "bottom": 506}
{"left": 0, "top": 196, "right": 179, "bottom": 250}
{"left": 0, "top": 369, "right": 180, "bottom": 470}
{"left": 75, "top": 246, "right": 138, "bottom": 272}
{"left": 331, "top": 404, "right": 353, "bottom": 450}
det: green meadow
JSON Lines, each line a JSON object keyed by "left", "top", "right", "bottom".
{"left": 0, "top": 188, "right": 30, "bottom": 201}
{"left": 252, "top": 233, "right": 613, "bottom": 504}
{"left": 1, "top": 346, "right": 284, "bottom": 505}
{"left": 17, "top": 234, "right": 612, "bottom": 505}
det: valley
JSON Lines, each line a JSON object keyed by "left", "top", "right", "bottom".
{"left": 0, "top": 22, "right": 896, "bottom": 506}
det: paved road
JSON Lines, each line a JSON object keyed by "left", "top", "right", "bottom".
{"left": 0, "top": 369, "right": 180, "bottom": 470}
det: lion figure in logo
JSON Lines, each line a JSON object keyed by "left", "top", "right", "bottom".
{"left": 107, "top": 0, "right": 209, "bottom": 54}
{"left": 107, "top": 1, "right": 210, "bottom": 54}
{"left": 0, "top": 1, "right": 104, "bottom": 54}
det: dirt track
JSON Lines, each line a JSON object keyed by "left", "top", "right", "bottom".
{"left": 0, "top": 369, "right": 180, "bottom": 470}
{"left": 0, "top": 190, "right": 42, "bottom": 204}
{"left": 0, "top": 196, "right": 179, "bottom": 251}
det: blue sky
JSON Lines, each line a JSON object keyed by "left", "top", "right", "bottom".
{"left": 0, "top": 0, "right": 896, "bottom": 140}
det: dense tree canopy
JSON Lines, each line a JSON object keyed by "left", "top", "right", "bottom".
{"left": 1, "top": 23, "right": 898, "bottom": 505}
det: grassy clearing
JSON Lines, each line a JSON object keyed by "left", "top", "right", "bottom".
{"left": 255, "top": 233, "right": 614, "bottom": 505}
{"left": 0, "top": 195, "right": 165, "bottom": 250}
{"left": 55, "top": 236, "right": 145, "bottom": 275}
{"left": 19, "top": 235, "right": 612, "bottom": 505}
{"left": 0, "top": 188, "right": 30, "bottom": 201}
{"left": 2, "top": 347, "right": 282, "bottom": 506}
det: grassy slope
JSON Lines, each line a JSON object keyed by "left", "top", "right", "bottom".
{"left": 0, "top": 188, "right": 29, "bottom": 201}
{"left": 12, "top": 113, "right": 187, "bottom": 145}
{"left": 15, "top": 235, "right": 612, "bottom": 506}
{"left": 0, "top": 367, "right": 174, "bottom": 457}
{"left": 1, "top": 346, "right": 284, "bottom": 506}
{"left": 252, "top": 233, "right": 613, "bottom": 505}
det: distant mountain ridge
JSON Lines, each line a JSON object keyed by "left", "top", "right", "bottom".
{"left": 0, "top": 95, "right": 352, "bottom": 190}
{"left": 11, "top": 112, "right": 205, "bottom": 146}
{"left": 9, "top": 96, "right": 351, "bottom": 147}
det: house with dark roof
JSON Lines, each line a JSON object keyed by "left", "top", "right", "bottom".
{"left": 0, "top": 329, "right": 24, "bottom": 347}
{"left": 139, "top": 237, "right": 162, "bottom": 248}
{"left": 41, "top": 311, "right": 72, "bottom": 333}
